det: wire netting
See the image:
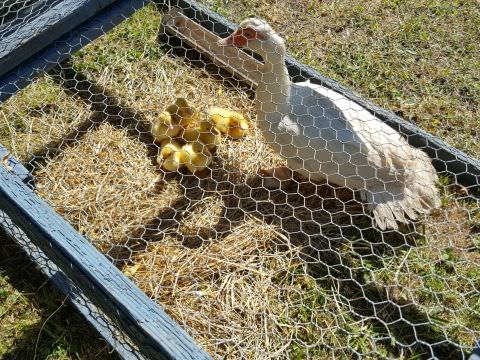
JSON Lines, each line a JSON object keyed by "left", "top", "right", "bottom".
{"left": 1, "top": 1, "right": 479, "bottom": 359}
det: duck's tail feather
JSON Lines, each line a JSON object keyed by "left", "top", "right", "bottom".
{"left": 365, "top": 151, "right": 441, "bottom": 230}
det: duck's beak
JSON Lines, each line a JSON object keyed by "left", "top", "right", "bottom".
{"left": 217, "top": 29, "right": 248, "bottom": 47}
{"left": 217, "top": 34, "right": 235, "bottom": 47}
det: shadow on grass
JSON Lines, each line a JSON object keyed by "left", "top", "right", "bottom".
{"left": 40, "top": 63, "right": 469, "bottom": 359}
{"left": 0, "top": 230, "right": 118, "bottom": 360}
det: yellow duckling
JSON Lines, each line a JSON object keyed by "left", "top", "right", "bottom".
{"left": 199, "top": 120, "right": 222, "bottom": 150}
{"left": 166, "top": 98, "right": 199, "bottom": 127}
{"left": 157, "top": 139, "right": 183, "bottom": 172}
{"left": 179, "top": 121, "right": 222, "bottom": 151}
{"left": 180, "top": 141, "right": 213, "bottom": 173}
{"left": 180, "top": 128, "right": 201, "bottom": 143}
{"left": 227, "top": 117, "right": 250, "bottom": 139}
{"left": 208, "top": 107, "right": 249, "bottom": 138}
{"left": 208, "top": 107, "right": 232, "bottom": 134}
{"left": 151, "top": 111, "right": 181, "bottom": 142}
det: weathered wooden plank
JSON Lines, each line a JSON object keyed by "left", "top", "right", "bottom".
{"left": 0, "top": 0, "right": 148, "bottom": 103}
{"left": 284, "top": 57, "right": 480, "bottom": 188}
{"left": 159, "top": 0, "right": 480, "bottom": 188}
{"left": 0, "top": 151, "right": 211, "bottom": 360}
{"left": 0, "top": 209, "right": 145, "bottom": 360}
{"left": 162, "top": 8, "right": 262, "bottom": 87}
{"left": 0, "top": 143, "right": 32, "bottom": 184}
{"left": 0, "top": 0, "right": 116, "bottom": 77}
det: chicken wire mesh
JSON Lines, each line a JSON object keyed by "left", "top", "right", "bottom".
{"left": 0, "top": 0, "right": 42, "bottom": 27}
{"left": 1, "top": 1, "right": 479, "bottom": 359}
{"left": 0, "top": 208, "right": 141, "bottom": 359}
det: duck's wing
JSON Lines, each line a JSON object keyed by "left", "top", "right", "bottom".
{"left": 291, "top": 81, "right": 410, "bottom": 171}
{"left": 287, "top": 82, "right": 373, "bottom": 167}
{"left": 291, "top": 83, "right": 440, "bottom": 229}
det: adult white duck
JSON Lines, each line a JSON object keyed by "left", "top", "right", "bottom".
{"left": 218, "top": 18, "right": 440, "bottom": 230}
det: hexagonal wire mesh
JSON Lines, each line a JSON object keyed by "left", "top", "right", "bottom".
{"left": 0, "top": 209, "right": 144, "bottom": 359}
{"left": 1, "top": 0, "right": 479, "bottom": 359}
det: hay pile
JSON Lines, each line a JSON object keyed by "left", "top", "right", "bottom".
{"left": 34, "top": 123, "right": 181, "bottom": 251}
{"left": 30, "top": 48, "right": 364, "bottom": 357}
{"left": 125, "top": 218, "right": 339, "bottom": 359}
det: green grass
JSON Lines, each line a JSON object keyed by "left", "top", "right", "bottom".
{"left": 0, "top": 232, "right": 118, "bottom": 359}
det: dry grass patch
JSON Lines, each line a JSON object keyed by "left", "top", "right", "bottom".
{"left": 35, "top": 123, "right": 180, "bottom": 251}
{"left": 0, "top": 77, "right": 90, "bottom": 161}
{"left": 127, "top": 218, "right": 339, "bottom": 359}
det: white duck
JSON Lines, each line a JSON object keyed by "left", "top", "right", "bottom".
{"left": 218, "top": 18, "right": 440, "bottom": 230}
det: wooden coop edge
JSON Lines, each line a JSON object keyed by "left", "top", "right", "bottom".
{"left": 0, "top": 144, "right": 32, "bottom": 184}
{"left": 162, "top": 8, "right": 262, "bottom": 87}
{"left": 0, "top": 0, "right": 118, "bottom": 78}
{"left": 0, "top": 210, "right": 144, "bottom": 360}
{"left": 159, "top": 0, "right": 480, "bottom": 188}
{"left": 0, "top": 162, "right": 211, "bottom": 360}
{"left": 0, "top": 0, "right": 148, "bottom": 103}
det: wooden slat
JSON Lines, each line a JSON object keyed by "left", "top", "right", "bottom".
{"left": 0, "top": 144, "right": 32, "bottom": 184}
{"left": 0, "top": 0, "right": 116, "bottom": 77}
{"left": 0, "top": 0, "right": 146, "bottom": 103}
{"left": 0, "top": 209, "right": 144, "bottom": 360}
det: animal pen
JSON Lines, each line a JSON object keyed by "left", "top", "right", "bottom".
{"left": 0, "top": 0, "right": 479, "bottom": 359}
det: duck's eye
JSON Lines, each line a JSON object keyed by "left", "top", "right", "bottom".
{"left": 243, "top": 28, "right": 256, "bottom": 39}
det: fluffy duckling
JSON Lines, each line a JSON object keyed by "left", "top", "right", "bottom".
{"left": 151, "top": 111, "right": 181, "bottom": 143}
{"left": 227, "top": 117, "right": 250, "bottom": 139}
{"left": 180, "top": 128, "right": 201, "bottom": 143}
{"left": 180, "top": 120, "right": 222, "bottom": 151}
{"left": 157, "top": 139, "right": 183, "bottom": 172}
{"left": 180, "top": 141, "right": 213, "bottom": 173}
{"left": 208, "top": 107, "right": 233, "bottom": 134}
{"left": 166, "top": 98, "right": 199, "bottom": 127}
{"left": 199, "top": 120, "right": 222, "bottom": 150}
{"left": 208, "top": 107, "right": 249, "bottom": 138}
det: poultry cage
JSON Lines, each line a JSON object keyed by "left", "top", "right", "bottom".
{"left": 0, "top": 0, "right": 479, "bottom": 359}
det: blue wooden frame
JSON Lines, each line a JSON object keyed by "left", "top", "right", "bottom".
{"left": 0, "top": 208, "right": 143, "bottom": 360}
{"left": 0, "top": 145, "right": 32, "bottom": 184}
{"left": 0, "top": 0, "right": 148, "bottom": 103}
{"left": 0, "top": 0, "right": 117, "bottom": 77}
{"left": 0, "top": 0, "right": 478, "bottom": 359}
{"left": 0, "top": 160, "right": 210, "bottom": 360}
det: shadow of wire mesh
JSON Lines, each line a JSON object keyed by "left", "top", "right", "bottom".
{"left": 0, "top": 2, "right": 479, "bottom": 359}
